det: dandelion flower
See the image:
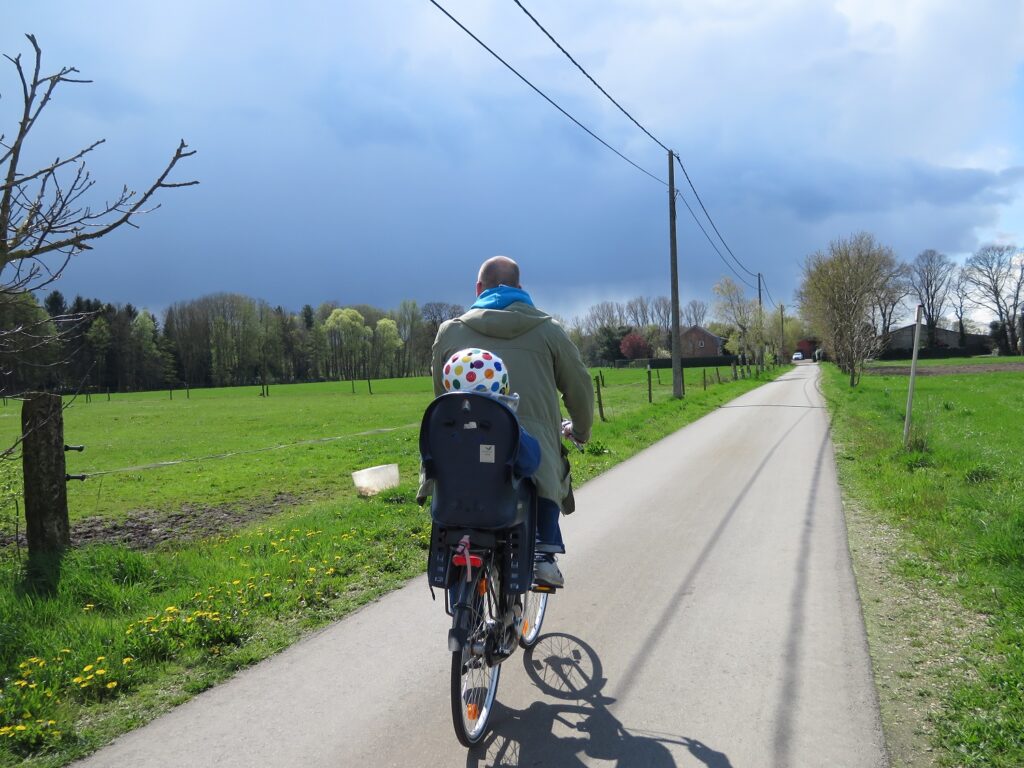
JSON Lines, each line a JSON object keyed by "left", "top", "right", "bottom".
{"left": 106, "top": 681, "right": 118, "bottom": 689}
{"left": 83, "top": 664, "right": 94, "bottom": 672}
{"left": 122, "top": 657, "right": 133, "bottom": 665}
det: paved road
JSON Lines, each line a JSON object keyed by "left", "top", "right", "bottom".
{"left": 75, "top": 363, "right": 887, "bottom": 768}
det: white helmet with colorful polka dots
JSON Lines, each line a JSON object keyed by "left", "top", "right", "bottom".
{"left": 442, "top": 348, "right": 510, "bottom": 395}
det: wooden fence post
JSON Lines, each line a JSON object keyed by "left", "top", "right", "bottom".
{"left": 647, "top": 368, "right": 652, "bottom": 404}
{"left": 599, "top": 370, "right": 606, "bottom": 388}
{"left": 594, "top": 375, "right": 606, "bottom": 422}
{"left": 715, "top": 367, "right": 722, "bottom": 385}
{"left": 21, "top": 393, "right": 71, "bottom": 555}
{"left": 367, "top": 378, "right": 373, "bottom": 395}
{"left": 732, "top": 362, "right": 738, "bottom": 380}
{"left": 703, "top": 368, "right": 707, "bottom": 390}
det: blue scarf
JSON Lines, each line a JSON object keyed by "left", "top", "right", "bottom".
{"left": 471, "top": 285, "right": 535, "bottom": 310}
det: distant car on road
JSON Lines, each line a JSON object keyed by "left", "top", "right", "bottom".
{"left": 792, "top": 352, "right": 804, "bottom": 361}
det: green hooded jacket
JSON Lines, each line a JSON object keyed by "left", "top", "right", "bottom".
{"left": 427, "top": 302, "right": 594, "bottom": 511}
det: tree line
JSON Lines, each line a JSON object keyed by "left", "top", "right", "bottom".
{"left": 3, "top": 291, "right": 465, "bottom": 394}
{"left": 5, "top": 286, "right": 780, "bottom": 395}
{"left": 799, "top": 233, "right": 1023, "bottom": 385}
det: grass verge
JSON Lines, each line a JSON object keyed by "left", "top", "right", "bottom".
{"left": 0, "top": 364, "right": 788, "bottom": 766}
{"left": 821, "top": 362, "right": 1024, "bottom": 767}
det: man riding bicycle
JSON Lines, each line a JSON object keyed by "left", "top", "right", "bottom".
{"left": 427, "top": 256, "right": 594, "bottom": 587}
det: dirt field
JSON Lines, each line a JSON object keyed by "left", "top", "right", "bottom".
{"left": 0, "top": 493, "right": 297, "bottom": 551}
{"left": 865, "top": 362, "right": 1024, "bottom": 376}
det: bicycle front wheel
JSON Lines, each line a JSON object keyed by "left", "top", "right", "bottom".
{"left": 450, "top": 581, "right": 500, "bottom": 746}
{"left": 518, "top": 589, "right": 548, "bottom": 648}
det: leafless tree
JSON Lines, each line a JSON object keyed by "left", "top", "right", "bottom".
{"left": 1, "top": 34, "right": 196, "bottom": 402}
{"left": 867, "top": 248, "right": 909, "bottom": 351}
{"left": 582, "top": 300, "right": 626, "bottom": 334}
{"left": 962, "top": 243, "right": 1023, "bottom": 355}
{"left": 682, "top": 298, "right": 709, "bottom": 329}
{"left": 651, "top": 296, "right": 672, "bottom": 330}
{"left": 908, "top": 249, "right": 955, "bottom": 347}
{"left": 713, "top": 277, "right": 756, "bottom": 360}
{"left": 623, "top": 296, "right": 652, "bottom": 328}
{"left": 949, "top": 266, "right": 972, "bottom": 348}
{"left": 799, "top": 232, "right": 896, "bottom": 386}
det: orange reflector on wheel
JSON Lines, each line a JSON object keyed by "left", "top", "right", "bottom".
{"left": 467, "top": 703, "right": 480, "bottom": 720}
{"left": 477, "top": 577, "right": 488, "bottom": 596}
{"left": 522, "top": 620, "right": 530, "bottom": 636}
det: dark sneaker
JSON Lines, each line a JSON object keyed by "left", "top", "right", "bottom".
{"left": 534, "top": 555, "right": 564, "bottom": 588}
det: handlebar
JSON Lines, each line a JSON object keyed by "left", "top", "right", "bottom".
{"left": 561, "top": 420, "right": 585, "bottom": 453}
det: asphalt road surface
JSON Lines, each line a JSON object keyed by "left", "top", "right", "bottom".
{"left": 75, "top": 363, "right": 887, "bottom": 768}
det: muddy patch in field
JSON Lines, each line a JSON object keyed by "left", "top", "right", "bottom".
{"left": 0, "top": 493, "right": 298, "bottom": 551}
{"left": 865, "top": 362, "right": 1024, "bottom": 376}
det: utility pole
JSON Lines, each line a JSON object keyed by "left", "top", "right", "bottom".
{"left": 780, "top": 303, "right": 785, "bottom": 361}
{"left": 903, "top": 304, "right": 924, "bottom": 448}
{"left": 668, "top": 150, "right": 682, "bottom": 399}
{"left": 757, "top": 273, "right": 765, "bottom": 369}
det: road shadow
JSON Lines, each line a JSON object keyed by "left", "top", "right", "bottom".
{"left": 466, "top": 633, "right": 733, "bottom": 768}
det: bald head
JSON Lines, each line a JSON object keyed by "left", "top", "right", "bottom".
{"left": 477, "top": 256, "right": 521, "bottom": 294}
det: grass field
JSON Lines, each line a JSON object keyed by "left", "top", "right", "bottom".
{"left": 822, "top": 364, "right": 1024, "bottom": 767}
{"left": 0, "top": 364, "right": 784, "bottom": 766}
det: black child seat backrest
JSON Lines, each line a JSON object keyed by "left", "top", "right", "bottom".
{"left": 420, "top": 392, "right": 530, "bottom": 530}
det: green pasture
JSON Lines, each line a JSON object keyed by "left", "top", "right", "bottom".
{"left": 0, "top": 366, "right": 757, "bottom": 524}
{"left": 2, "top": 378, "right": 434, "bottom": 523}
{"left": 822, "top": 364, "right": 1024, "bottom": 767}
{"left": 0, "top": 364, "right": 786, "bottom": 766}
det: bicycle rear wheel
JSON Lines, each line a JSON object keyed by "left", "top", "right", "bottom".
{"left": 518, "top": 588, "right": 548, "bottom": 648}
{"left": 450, "top": 574, "right": 500, "bottom": 746}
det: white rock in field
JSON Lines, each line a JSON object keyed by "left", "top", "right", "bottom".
{"left": 352, "top": 464, "right": 400, "bottom": 496}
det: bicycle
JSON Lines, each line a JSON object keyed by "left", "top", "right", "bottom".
{"left": 419, "top": 391, "right": 562, "bottom": 746}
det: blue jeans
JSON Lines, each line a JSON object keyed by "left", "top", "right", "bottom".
{"left": 535, "top": 498, "right": 564, "bottom": 554}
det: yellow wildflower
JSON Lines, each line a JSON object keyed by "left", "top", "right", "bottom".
{"left": 83, "top": 664, "right": 94, "bottom": 672}
{"left": 106, "top": 681, "right": 118, "bottom": 689}
{"left": 122, "top": 657, "right": 133, "bottom": 665}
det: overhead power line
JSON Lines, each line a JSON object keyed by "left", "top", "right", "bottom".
{"left": 511, "top": 0, "right": 670, "bottom": 155}
{"left": 426, "top": 0, "right": 666, "bottom": 186}
{"left": 432, "top": 0, "right": 772, "bottom": 300}
{"left": 762, "top": 278, "right": 778, "bottom": 310}
{"left": 509, "top": 0, "right": 765, "bottom": 287}
{"left": 674, "top": 155, "right": 758, "bottom": 280}
{"left": 676, "top": 191, "right": 755, "bottom": 290}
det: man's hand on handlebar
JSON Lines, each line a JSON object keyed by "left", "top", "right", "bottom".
{"left": 561, "top": 420, "right": 586, "bottom": 452}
